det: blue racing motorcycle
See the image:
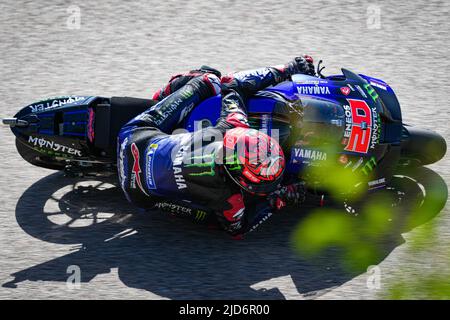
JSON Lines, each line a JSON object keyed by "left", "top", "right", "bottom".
{"left": 3, "top": 67, "right": 446, "bottom": 198}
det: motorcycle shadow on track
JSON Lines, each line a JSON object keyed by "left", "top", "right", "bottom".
{"left": 2, "top": 167, "right": 448, "bottom": 299}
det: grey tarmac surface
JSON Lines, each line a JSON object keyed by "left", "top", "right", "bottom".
{"left": 0, "top": 0, "right": 449, "bottom": 299}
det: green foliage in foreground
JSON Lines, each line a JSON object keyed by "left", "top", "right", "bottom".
{"left": 290, "top": 144, "right": 448, "bottom": 299}
{"left": 385, "top": 271, "right": 450, "bottom": 299}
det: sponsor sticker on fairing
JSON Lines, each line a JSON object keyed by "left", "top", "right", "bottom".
{"left": 291, "top": 148, "right": 327, "bottom": 164}
{"left": 369, "top": 80, "right": 388, "bottom": 91}
{"left": 87, "top": 108, "right": 95, "bottom": 143}
{"left": 370, "top": 108, "right": 381, "bottom": 149}
{"left": 146, "top": 143, "right": 158, "bottom": 190}
{"left": 341, "top": 87, "right": 351, "bottom": 96}
{"left": 28, "top": 136, "right": 82, "bottom": 157}
{"left": 363, "top": 84, "right": 379, "bottom": 102}
{"left": 343, "top": 104, "right": 353, "bottom": 139}
{"left": 297, "top": 85, "right": 331, "bottom": 95}
{"left": 368, "top": 177, "right": 386, "bottom": 189}
{"left": 342, "top": 99, "right": 374, "bottom": 154}
{"left": 28, "top": 96, "right": 86, "bottom": 112}
{"left": 355, "top": 85, "right": 368, "bottom": 98}
{"left": 361, "top": 156, "right": 377, "bottom": 176}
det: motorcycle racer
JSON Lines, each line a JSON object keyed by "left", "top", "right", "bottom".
{"left": 117, "top": 56, "right": 315, "bottom": 236}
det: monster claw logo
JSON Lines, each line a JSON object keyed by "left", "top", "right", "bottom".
{"left": 131, "top": 143, "right": 149, "bottom": 196}
{"left": 363, "top": 84, "right": 379, "bottom": 102}
{"left": 186, "top": 152, "right": 218, "bottom": 177}
{"left": 195, "top": 210, "right": 207, "bottom": 221}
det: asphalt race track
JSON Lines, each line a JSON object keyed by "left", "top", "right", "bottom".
{"left": 0, "top": 0, "right": 449, "bottom": 299}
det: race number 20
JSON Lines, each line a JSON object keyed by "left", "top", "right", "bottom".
{"left": 344, "top": 99, "right": 373, "bottom": 153}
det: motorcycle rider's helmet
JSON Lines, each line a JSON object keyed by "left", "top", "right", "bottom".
{"left": 222, "top": 127, "right": 285, "bottom": 195}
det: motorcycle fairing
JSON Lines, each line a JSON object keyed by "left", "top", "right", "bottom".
{"left": 185, "top": 69, "right": 403, "bottom": 184}
{"left": 12, "top": 96, "right": 98, "bottom": 160}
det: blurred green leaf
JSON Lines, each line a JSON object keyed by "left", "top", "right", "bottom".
{"left": 291, "top": 209, "right": 354, "bottom": 255}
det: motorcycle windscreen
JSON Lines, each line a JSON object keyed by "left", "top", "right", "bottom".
{"left": 298, "top": 97, "right": 345, "bottom": 148}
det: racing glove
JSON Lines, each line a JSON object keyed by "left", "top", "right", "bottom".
{"left": 285, "top": 54, "right": 316, "bottom": 76}
{"left": 217, "top": 193, "right": 247, "bottom": 237}
{"left": 268, "top": 182, "right": 307, "bottom": 210}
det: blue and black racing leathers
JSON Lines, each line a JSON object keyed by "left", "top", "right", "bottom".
{"left": 117, "top": 57, "right": 314, "bottom": 236}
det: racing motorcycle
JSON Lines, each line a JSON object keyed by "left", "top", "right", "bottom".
{"left": 3, "top": 67, "right": 447, "bottom": 211}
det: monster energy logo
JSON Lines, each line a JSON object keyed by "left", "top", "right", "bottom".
{"left": 195, "top": 210, "right": 207, "bottom": 221}
{"left": 185, "top": 152, "right": 218, "bottom": 177}
{"left": 364, "top": 84, "right": 379, "bottom": 102}
{"left": 223, "top": 154, "right": 243, "bottom": 171}
{"left": 180, "top": 89, "right": 193, "bottom": 99}
{"left": 184, "top": 151, "right": 243, "bottom": 177}
{"left": 361, "top": 156, "right": 377, "bottom": 176}
{"left": 28, "top": 135, "right": 82, "bottom": 157}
